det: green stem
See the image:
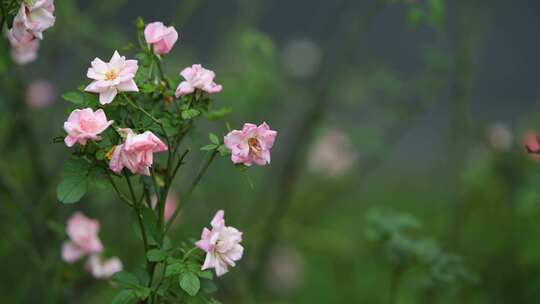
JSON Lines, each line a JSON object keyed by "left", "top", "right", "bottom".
{"left": 122, "top": 92, "right": 161, "bottom": 125}
{"left": 164, "top": 149, "right": 218, "bottom": 233}
{"left": 388, "top": 264, "right": 405, "bottom": 304}
{"left": 124, "top": 171, "right": 149, "bottom": 252}
{"left": 106, "top": 172, "right": 134, "bottom": 207}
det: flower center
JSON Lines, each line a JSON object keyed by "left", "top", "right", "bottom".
{"left": 105, "top": 69, "right": 118, "bottom": 81}
{"left": 248, "top": 137, "right": 261, "bottom": 155}
{"left": 80, "top": 117, "right": 98, "bottom": 132}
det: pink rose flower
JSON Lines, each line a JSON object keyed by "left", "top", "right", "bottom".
{"left": 63, "top": 108, "right": 113, "bottom": 147}
{"left": 144, "top": 22, "right": 178, "bottom": 55}
{"left": 175, "top": 64, "right": 223, "bottom": 97}
{"left": 151, "top": 191, "right": 178, "bottom": 222}
{"left": 195, "top": 210, "right": 244, "bottom": 277}
{"left": 524, "top": 132, "right": 540, "bottom": 163}
{"left": 25, "top": 80, "right": 56, "bottom": 108}
{"left": 7, "top": 29, "right": 39, "bottom": 65}
{"left": 62, "top": 212, "right": 103, "bottom": 263}
{"left": 109, "top": 128, "right": 168, "bottom": 176}
{"left": 12, "top": 0, "right": 55, "bottom": 40}
{"left": 85, "top": 51, "right": 139, "bottom": 105}
{"left": 224, "top": 122, "right": 277, "bottom": 166}
{"left": 85, "top": 255, "right": 123, "bottom": 279}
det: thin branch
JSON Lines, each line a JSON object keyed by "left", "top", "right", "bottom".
{"left": 164, "top": 149, "right": 218, "bottom": 233}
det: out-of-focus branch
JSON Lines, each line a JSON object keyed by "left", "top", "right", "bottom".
{"left": 248, "top": 0, "right": 386, "bottom": 291}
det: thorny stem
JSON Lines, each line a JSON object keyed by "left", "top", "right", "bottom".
{"left": 164, "top": 149, "right": 219, "bottom": 233}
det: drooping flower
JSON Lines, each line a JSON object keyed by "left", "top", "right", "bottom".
{"left": 7, "top": 29, "right": 39, "bottom": 65}
{"left": 224, "top": 122, "right": 277, "bottom": 166}
{"left": 85, "top": 255, "right": 123, "bottom": 279}
{"left": 151, "top": 191, "right": 179, "bottom": 222}
{"left": 195, "top": 210, "right": 244, "bottom": 277}
{"left": 85, "top": 51, "right": 139, "bottom": 105}
{"left": 25, "top": 80, "right": 56, "bottom": 108}
{"left": 175, "top": 64, "right": 222, "bottom": 97}
{"left": 11, "top": 0, "right": 55, "bottom": 40}
{"left": 144, "top": 22, "right": 178, "bottom": 55}
{"left": 63, "top": 108, "right": 113, "bottom": 147}
{"left": 109, "top": 128, "right": 168, "bottom": 176}
{"left": 62, "top": 212, "right": 103, "bottom": 263}
{"left": 307, "top": 128, "right": 358, "bottom": 177}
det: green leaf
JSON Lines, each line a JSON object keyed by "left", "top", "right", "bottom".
{"left": 407, "top": 7, "right": 424, "bottom": 28}
{"left": 198, "top": 270, "right": 213, "bottom": 280}
{"left": 217, "top": 145, "right": 230, "bottom": 156}
{"left": 165, "top": 263, "right": 183, "bottom": 277}
{"left": 201, "top": 144, "right": 217, "bottom": 151}
{"left": 147, "top": 249, "right": 166, "bottom": 262}
{"left": 206, "top": 106, "right": 232, "bottom": 120}
{"left": 62, "top": 91, "right": 85, "bottom": 105}
{"left": 202, "top": 280, "right": 217, "bottom": 294}
{"left": 181, "top": 109, "right": 201, "bottom": 120}
{"left": 179, "top": 272, "right": 200, "bottom": 296}
{"left": 209, "top": 133, "right": 220, "bottom": 145}
{"left": 133, "top": 286, "right": 151, "bottom": 300}
{"left": 112, "top": 271, "right": 141, "bottom": 288}
{"left": 56, "top": 157, "right": 93, "bottom": 204}
{"left": 112, "top": 290, "right": 137, "bottom": 304}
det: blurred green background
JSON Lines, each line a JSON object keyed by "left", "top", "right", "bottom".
{"left": 2, "top": 0, "right": 540, "bottom": 303}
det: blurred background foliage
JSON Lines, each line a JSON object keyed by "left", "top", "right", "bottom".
{"left": 1, "top": 0, "right": 540, "bottom": 303}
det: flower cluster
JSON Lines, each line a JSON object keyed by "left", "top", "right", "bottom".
{"left": 58, "top": 19, "right": 278, "bottom": 301}
{"left": 7, "top": 0, "right": 55, "bottom": 65}
{"left": 62, "top": 212, "right": 122, "bottom": 279}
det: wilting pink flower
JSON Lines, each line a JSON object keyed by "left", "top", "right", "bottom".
{"left": 85, "top": 51, "right": 139, "bottom": 105}
{"left": 151, "top": 191, "right": 178, "bottom": 222}
{"left": 109, "top": 128, "right": 168, "bottom": 176}
{"left": 62, "top": 212, "right": 103, "bottom": 263}
{"left": 11, "top": 0, "right": 55, "bottom": 40}
{"left": 25, "top": 80, "right": 56, "bottom": 108}
{"left": 175, "top": 64, "right": 222, "bottom": 97}
{"left": 144, "top": 22, "right": 178, "bottom": 55}
{"left": 224, "top": 122, "right": 277, "bottom": 166}
{"left": 307, "top": 128, "right": 358, "bottom": 177}
{"left": 195, "top": 210, "right": 244, "bottom": 276}
{"left": 86, "top": 255, "right": 123, "bottom": 279}
{"left": 7, "top": 29, "right": 39, "bottom": 65}
{"left": 63, "top": 108, "right": 113, "bottom": 147}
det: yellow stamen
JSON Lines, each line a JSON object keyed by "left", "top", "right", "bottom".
{"left": 105, "top": 69, "right": 118, "bottom": 81}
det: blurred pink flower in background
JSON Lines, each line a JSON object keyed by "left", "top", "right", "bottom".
{"left": 265, "top": 245, "right": 305, "bottom": 295}
{"left": 196, "top": 210, "right": 244, "bottom": 276}
{"left": 7, "top": 29, "right": 39, "bottom": 65}
{"left": 85, "top": 255, "right": 123, "bottom": 279}
{"left": 63, "top": 108, "right": 113, "bottom": 147}
{"left": 62, "top": 212, "right": 103, "bottom": 263}
{"left": 109, "top": 128, "right": 168, "bottom": 176}
{"left": 175, "top": 64, "right": 222, "bottom": 97}
{"left": 524, "top": 132, "right": 540, "bottom": 163}
{"left": 308, "top": 128, "right": 358, "bottom": 177}
{"left": 85, "top": 51, "right": 139, "bottom": 104}
{"left": 224, "top": 122, "right": 277, "bottom": 166}
{"left": 11, "top": 0, "right": 55, "bottom": 40}
{"left": 151, "top": 191, "right": 179, "bottom": 222}
{"left": 487, "top": 123, "right": 513, "bottom": 152}
{"left": 144, "top": 22, "right": 178, "bottom": 55}
{"left": 25, "top": 80, "right": 56, "bottom": 108}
